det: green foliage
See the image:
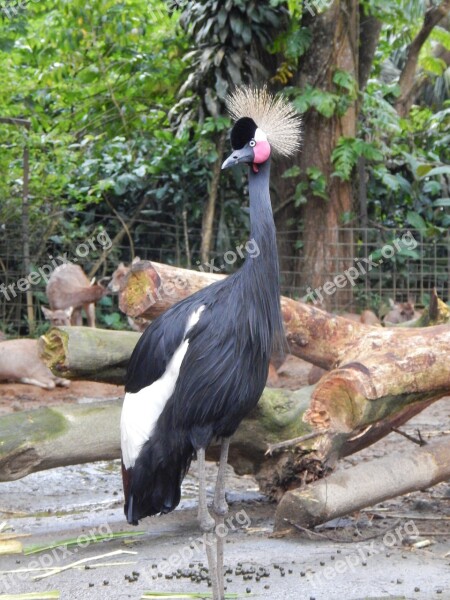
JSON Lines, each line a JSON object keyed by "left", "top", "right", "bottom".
{"left": 306, "top": 167, "right": 328, "bottom": 201}
{"left": 176, "top": 0, "right": 285, "bottom": 119}
{"left": 0, "top": 0, "right": 190, "bottom": 249}
{"left": 290, "top": 69, "right": 358, "bottom": 119}
{"left": 1, "top": 0, "right": 450, "bottom": 333}
{"left": 362, "top": 77, "right": 450, "bottom": 233}
{"left": 331, "top": 137, "right": 383, "bottom": 181}
{"left": 291, "top": 85, "right": 340, "bottom": 117}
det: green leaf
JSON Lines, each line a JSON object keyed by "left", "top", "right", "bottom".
{"left": 381, "top": 172, "right": 401, "bottom": 192}
{"left": 406, "top": 211, "right": 427, "bottom": 230}
{"left": 285, "top": 26, "right": 312, "bottom": 59}
{"left": 331, "top": 137, "right": 357, "bottom": 180}
{"left": 282, "top": 165, "right": 301, "bottom": 178}
{"left": 416, "top": 164, "right": 434, "bottom": 178}
{"left": 423, "top": 166, "right": 450, "bottom": 178}
{"left": 333, "top": 69, "right": 357, "bottom": 96}
{"left": 433, "top": 198, "right": 450, "bottom": 208}
{"left": 421, "top": 55, "right": 446, "bottom": 76}
{"left": 397, "top": 247, "right": 420, "bottom": 259}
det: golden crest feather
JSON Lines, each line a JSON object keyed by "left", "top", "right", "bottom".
{"left": 226, "top": 86, "right": 302, "bottom": 157}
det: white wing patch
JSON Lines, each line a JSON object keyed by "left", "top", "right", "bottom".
{"left": 121, "top": 305, "right": 205, "bottom": 469}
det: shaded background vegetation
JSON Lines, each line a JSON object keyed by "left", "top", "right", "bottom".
{"left": 0, "top": 0, "right": 449, "bottom": 335}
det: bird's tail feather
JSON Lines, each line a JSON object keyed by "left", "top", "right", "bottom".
{"left": 123, "top": 430, "right": 193, "bottom": 525}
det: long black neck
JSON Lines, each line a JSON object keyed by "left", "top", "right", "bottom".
{"left": 242, "top": 159, "right": 285, "bottom": 356}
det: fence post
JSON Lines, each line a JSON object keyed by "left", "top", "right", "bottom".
{"left": 0, "top": 117, "right": 34, "bottom": 334}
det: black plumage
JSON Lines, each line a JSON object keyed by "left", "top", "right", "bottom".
{"left": 120, "top": 88, "right": 301, "bottom": 544}
{"left": 123, "top": 155, "right": 283, "bottom": 524}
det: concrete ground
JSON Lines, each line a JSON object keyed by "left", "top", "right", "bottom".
{"left": 0, "top": 450, "right": 449, "bottom": 599}
{"left": 0, "top": 375, "right": 449, "bottom": 599}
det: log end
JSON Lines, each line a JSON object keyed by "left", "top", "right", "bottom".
{"left": 119, "top": 260, "right": 161, "bottom": 318}
{"left": 39, "top": 327, "right": 70, "bottom": 374}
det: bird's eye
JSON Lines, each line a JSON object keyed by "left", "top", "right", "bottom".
{"left": 249, "top": 139, "right": 256, "bottom": 147}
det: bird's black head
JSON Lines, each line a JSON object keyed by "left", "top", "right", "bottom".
{"left": 222, "top": 117, "right": 271, "bottom": 171}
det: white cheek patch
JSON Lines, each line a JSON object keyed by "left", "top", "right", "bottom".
{"left": 254, "top": 127, "right": 268, "bottom": 142}
{"left": 121, "top": 305, "right": 205, "bottom": 469}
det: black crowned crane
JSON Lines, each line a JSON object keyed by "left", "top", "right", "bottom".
{"left": 121, "top": 86, "right": 301, "bottom": 599}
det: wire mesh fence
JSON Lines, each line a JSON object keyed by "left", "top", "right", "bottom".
{"left": 1, "top": 210, "right": 449, "bottom": 338}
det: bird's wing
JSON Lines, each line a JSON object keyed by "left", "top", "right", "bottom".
{"left": 125, "top": 302, "right": 194, "bottom": 393}
{"left": 166, "top": 289, "right": 270, "bottom": 448}
{"left": 122, "top": 297, "right": 211, "bottom": 469}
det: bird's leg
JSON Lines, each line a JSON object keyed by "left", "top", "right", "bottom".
{"left": 213, "top": 437, "right": 230, "bottom": 599}
{"left": 197, "top": 447, "right": 220, "bottom": 600}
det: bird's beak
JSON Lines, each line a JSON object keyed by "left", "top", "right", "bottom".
{"left": 221, "top": 145, "right": 255, "bottom": 170}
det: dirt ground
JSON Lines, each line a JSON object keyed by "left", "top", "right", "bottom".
{"left": 0, "top": 357, "right": 449, "bottom": 599}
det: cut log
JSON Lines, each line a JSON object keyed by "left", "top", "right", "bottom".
{"left": 38, "top": 261, "right": 450, "bottom": 497}
{"left": 39, "top": 326, "right": 140, "bottom": 384}
{"left": 118, "top": 259, "right": 223, "bottom": 319}
{"left": 274, "top": 435, "right": 450, "bottom": 531}
{"left": 113, "top": 261, "right": 450, "bottom": 449}
{"left": 0, "top": 388, "right": 315, "bottom": 482}
{"left": 0, "top": 401, "right": 122, "bottom": 481}
{"left": 116, "top": 260, "right": 450, "bottom": 366}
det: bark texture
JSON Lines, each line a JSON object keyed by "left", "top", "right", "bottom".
{"left": 395, "top": 0, "right": 450, "bottom": 116}
{"left": 292, "top": 0, "right": 359, "bottom": 308}
{"left": 37, "top": 261, "right": 450, "bottom": 500}
{"left": 275, "top": 436, "right": 450, "bottom": 531}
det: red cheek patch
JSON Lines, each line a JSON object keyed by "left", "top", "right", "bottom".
{"left": 253, "top": 141, "right": 271, "bottom": 164}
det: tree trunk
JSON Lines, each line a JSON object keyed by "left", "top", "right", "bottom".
{"left": 292, "top": 1, "right": 359, "bottom": 309}
{"left": 395, "top": 0, "right": 450, "bottom": 117}
{"left": 358, "top": 9, "right": 382, "bottom": 91}
{"left": 200, "top": 131, "right": 227, "bottom": 264}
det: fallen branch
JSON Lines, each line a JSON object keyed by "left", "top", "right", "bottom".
{"left": 274, "top": 435, "right": 450, "bottom": 531}
{"left": 0, "top": 388, "right": 316, "bottom": 486}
